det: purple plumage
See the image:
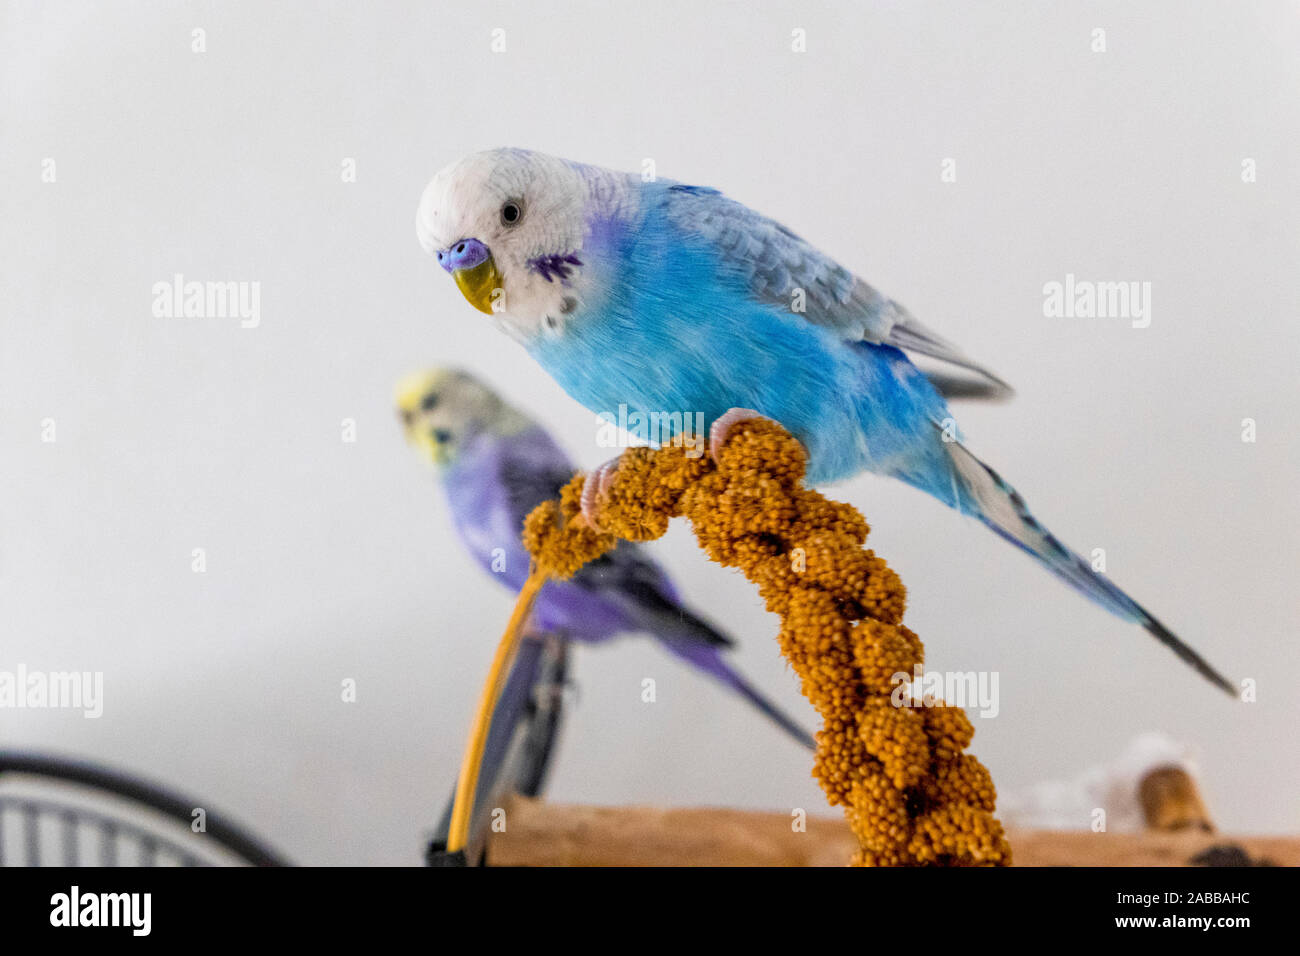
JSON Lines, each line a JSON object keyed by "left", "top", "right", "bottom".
{"left": 441, "top": 423, "right": 814, "bottom": 749}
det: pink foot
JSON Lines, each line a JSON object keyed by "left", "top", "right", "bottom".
{"left": 579, "top": 457, "right": 620, "bottom": 530}
{"left": 709, "top": 407, "right": 770, "bottom": 466}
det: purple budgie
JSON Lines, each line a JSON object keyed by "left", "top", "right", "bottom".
{"left": 396, "top": 366, "right": 814, "bottom": 749}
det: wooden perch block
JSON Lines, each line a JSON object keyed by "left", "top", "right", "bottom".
{"left": 1139, "top": 766, "right": 1213, "bottom": 833}
{"left": 487, "top": 798, "right": 1300, "bottom": 867}
{"left": 491, "top": 799, "right": 857, "bottom": 867}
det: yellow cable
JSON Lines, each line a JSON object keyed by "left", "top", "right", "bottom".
{"left": 445, "top": 567, "right": 547, "bottom": 855}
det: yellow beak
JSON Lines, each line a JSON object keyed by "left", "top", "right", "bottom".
{"left": 452, "top": 256, "right": 504, "bottom": 315}
{"left": 406, "top": 426, "right": 451, "bottom": 466}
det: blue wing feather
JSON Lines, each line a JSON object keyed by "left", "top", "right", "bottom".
{"left": 661, "top": 181, "right": 1011, "bottom": 396}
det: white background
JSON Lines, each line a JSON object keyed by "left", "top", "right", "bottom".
{"left": 2, "top": 1, "right": 1296, "bottom": 864}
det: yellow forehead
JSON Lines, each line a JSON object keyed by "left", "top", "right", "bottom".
{"left": 394, "top": 368, "right": 450, "bottom": 413}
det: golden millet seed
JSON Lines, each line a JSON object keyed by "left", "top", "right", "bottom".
{"left": 521, "top": 419, "right": 1010, "bottom": 867}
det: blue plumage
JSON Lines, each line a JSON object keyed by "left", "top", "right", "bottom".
{"left": 529, "top": 182, "right": 964, "bottom": 493}
{"left": 418, "top": 149, "right": 1235, "bottom": 695}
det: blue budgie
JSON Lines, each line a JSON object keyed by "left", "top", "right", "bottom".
{"left": 414, "top": 148, "right": 1235, "bottom": 695}
{"left": 396, "top": 367, "right": 815, "bottom": 748}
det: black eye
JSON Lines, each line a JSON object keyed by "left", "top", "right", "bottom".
{"left": 433, "top": 429, "right": 452, "bottom": 444}
{"left": 500, "top": 200, "right": 522, "bottom": 226}
{"left": 421, "top": 393, "right": 439, "bottom": 412}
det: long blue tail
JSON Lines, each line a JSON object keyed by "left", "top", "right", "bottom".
{"left": 936, "top": 437, "right": 1235, "bottom": 695}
